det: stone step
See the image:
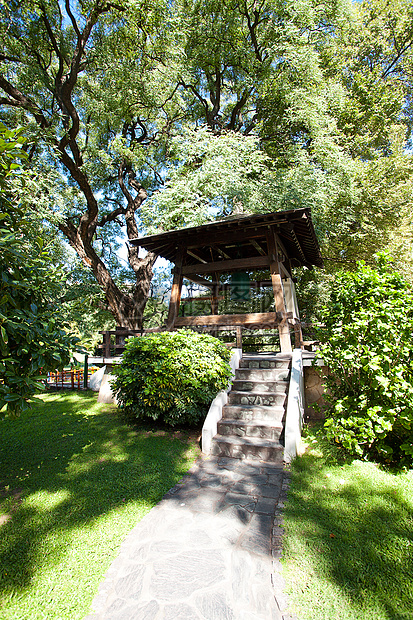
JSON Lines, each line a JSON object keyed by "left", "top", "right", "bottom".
{"left": 239, "top": 355, "right": 291, "bottom": 370}
{"left": 235, "top": 367, "right": 290, "bottom": 382}
{"left": 211, "top": 435, "right": 284, "bottom": 463}
{"left": 228, "top": 390, "right": 287, "bottom": 407}
{"left": 217, "top": 419, "right": 283, "bottom": 441}
{"left": 222, "top": 404, "right": 285, "bottom": 423}
{"left": 232, "top": 379, "right": 289, "bottom": 394}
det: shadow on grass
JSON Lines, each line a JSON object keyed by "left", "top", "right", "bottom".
{"left": 0, "top": 391, "right": 199, "bottom": 597}
{"left": 285, "top": 452, "right": 413, "bottom": 620}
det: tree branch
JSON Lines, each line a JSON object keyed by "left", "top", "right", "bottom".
{"left": 0, "top": 54, "right": 22, "bottom": 63}
{"left": 64, "top": 0, "right": 81, "bottom": 40}
{"left": 227, "top": 87, "right": 254, "bottom": 130}
{"left": 382, "top": 40, "right": 413, "bottom": 79}
{"left": 97, "top": 206, "right": 126, "bottom": 226}
{"left": 40, "top": 3, "right": 66, "bottom": 85}
{"left": 0, "top": 74, "right": 50, "bottom": 128}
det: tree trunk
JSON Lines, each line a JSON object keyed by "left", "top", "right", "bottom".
{"left": 60, "top": 220, "right": 156, "bottom": 329}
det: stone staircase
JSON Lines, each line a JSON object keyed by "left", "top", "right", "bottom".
{"left": 211, "top": 353, "right": 291, "bottom": 463}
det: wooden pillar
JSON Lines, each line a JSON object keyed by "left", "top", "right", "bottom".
{"left": 210, "top": 273, "right": 219, "bottom": 338}
{"left": 236, "top": 326, "right": 242, "bottom": 349}
{"left": 102, "top": 331, "right": 111, "bottom": 358}
{"left": 166, "top": 247, "right": 185, "bottom": 330}
{"left": 211, "top": 274, "right": 219, "bottom": 315}
{"left": 266, "top": 227, "right": 292, "bottom": 353}
{"left": 284, "top": 277, "right": 304, "bottom": 349}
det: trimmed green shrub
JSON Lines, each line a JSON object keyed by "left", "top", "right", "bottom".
{"left": 111, "top": 329, "right": 232, "bottom": 426}
{"left": 318, "top": 254, "right": 413, "bottom": 467}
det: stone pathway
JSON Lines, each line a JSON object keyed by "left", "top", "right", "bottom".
{"left": 85, "top": 456, "right": 296, "bottom": 620}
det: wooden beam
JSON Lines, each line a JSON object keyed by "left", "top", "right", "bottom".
{"left": 182, "top": 274, "right": 216, "bottom": 289}
{"left": 184, "top": 226, "right": 271, "bottom": 250}
{"left": 181, "top": 295, "right": 224, "bottom": 303}
{"left": 174, "top": 312, "right": 286, "bottom": 328}
{"left": 187, "top": 249, "right": 208, "bottom": 263}
{"left": 213, "top": 245, "right": 231, "bottom": 260}
{"left": 250, "top": 239, "right": 266, "bottom": 256}
{"left": 286, "top": 224, "right": 308, "bottom": 267}
{"left": 182, "top": 255, "right": 269, "bottom": 276}
{"left": 279, "top": 261, "right": 290, "bottom": 279}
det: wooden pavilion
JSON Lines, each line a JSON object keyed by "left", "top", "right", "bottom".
{"left": 129, "top": 207, "right": 323, "bottom": 353}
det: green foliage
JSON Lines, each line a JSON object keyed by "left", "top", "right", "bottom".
{"left": 3, "top": 0, "right": 413, "bottom": 323}
{"left": 283, "top": 430, "right": 413, "bottom": 620}
{"left": 112, "top": 330, "right": 232, "bottom": 426}
{"left": 318, "top": 254, "right": 413, "bottom": 466}
{"left": 0, "top": 125, "right": 80, "bottom": 415}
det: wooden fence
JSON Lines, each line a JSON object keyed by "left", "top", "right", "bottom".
{"left": 46, "top": 367, "right": 98, "bottom": 390}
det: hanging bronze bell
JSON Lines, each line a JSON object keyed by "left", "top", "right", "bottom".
{"left": 230, "top": 271, "right": 250, "bottom": 301}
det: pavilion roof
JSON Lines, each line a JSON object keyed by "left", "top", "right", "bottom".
{"left": 129, "top": 207, "right": 324, "bottom": 270}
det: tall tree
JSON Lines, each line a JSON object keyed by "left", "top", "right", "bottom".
{"left": 0, "top": 0, "right": 183, "bottom": 328}
{"left": 2, "top": 0, "right": 413, "bottom": 336}
{"left": 145, "top": 0, "right": 413, "bottom": 274}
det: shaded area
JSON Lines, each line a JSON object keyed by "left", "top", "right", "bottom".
{"left": 0, "top": 392, "right": 198, "bottom": 617}
{"left": 85, "top": 456, "right": 290, "bottom": 620}
{"left": 283, "top": 450, "right": 413, "bottom": 620}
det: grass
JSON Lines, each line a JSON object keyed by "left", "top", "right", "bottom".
{"left": 0, "top": 391, "right": 200, "bottom": 619}
{"left": 282, "top": 429, "right": 413, "bottom": 620}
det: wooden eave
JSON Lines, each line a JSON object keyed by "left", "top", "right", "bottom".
{"left": 129, "top": 208, "right": 324, "bottom": 271}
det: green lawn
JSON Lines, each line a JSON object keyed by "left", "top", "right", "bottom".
{"left": 0, "top": 391, "right": 200, "bottom": 619}
{"left": 282, "top": 432, "right": 413, "bottom": 620}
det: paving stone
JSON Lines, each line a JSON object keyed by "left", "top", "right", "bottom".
{"left": 233, "top": 463, "right": 264, "bottom": 476}
{"left": 272, "top": 525, "right": 284, "bottom": 536}
{"left": 217, "top": 457, "right": 239, "bottom": 469}
{"left": 261, "top": 465, "right": 284, "bottom": 475}
{"left": 122, "top": 543, "right": 149, "bottom": 563}
{"left": 231, "top": 548, "right": 254, "bottom": 601}
{"left": 269, "top": 474, "right": 284, "bottom": 485}
{"left": 241, "top": 513, "right": 273, "bottom": 555}
{"left": 163, "top": 603, "right": 201, "bottom": 619}
{"left": 114, "top": 566, "right": 145, "bottom": 598}
{"left": 199, "top": 475, "right": 223, "bottom": 487}
{"left": 105, "top": 598, "right": 128, "bottom": 616}
{"left": 188, "top": 528, "right": 214, "bottom": 547}
{"left": 195, "top": 591, "right": 236, "bottom": 620}
{"left": 275, "top": 591, "right": 290, "bottom": 612}
{"left": 151, "top": 549, "right": 225, "bottom": 599}
{"left": 241, "top": 529, "right": 272, "bottom": 556}
{"left": 85, "top": 455, "right": 294, "bottom": 620}
{"left": 272, "top": 572, "right": 286, "bottom": 590}
{"left": 272, "top": 548, "right": 283, "bottom": 559}
{"left": 172, "top": 489, "right": 225, "bottom": 513}
{"left": 111, "top": 600, "right": 160, "bottom": 620}
{"left": 251, "top": 582, "right": 279, "bottom": 616}
{"left": 217, "top": 503, "right": 254, "bottom": 527}
{"left": 222, "top": 492, "right": 257, "bottom": 512}
{"left": 259, "top": 484, "right": 282, "bottom": 499}
{"left": 231, "top": 480, "right": 261, "bottom": 495}
{"left": 243, "top": 473, "right": 269, "bottom": 485}
{"left": 149, "top": 540, "right": 184, "bottom": 555}
{"left": 255, "top": 496, "right": 279, "bottom": 514}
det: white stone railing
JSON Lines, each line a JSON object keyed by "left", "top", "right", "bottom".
{"left": 284, "top": 348, "right": 305, "bottom": 463}
{"left": 201, "top": 349, "right": 242, "bottom": 454}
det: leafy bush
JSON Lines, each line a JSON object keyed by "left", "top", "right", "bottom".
{"left": 111, "top": 330, "right": 232, "bottom": 426}
{"left": 0, "top": 125, "right": 80, "bottom": 415}
{"left": 318, "top": 254, "right": 413, "bottom": 466}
